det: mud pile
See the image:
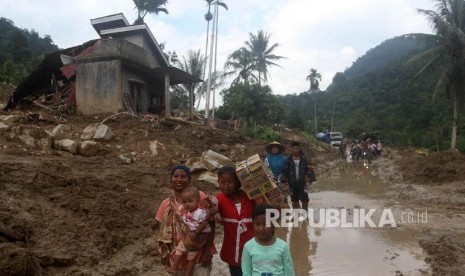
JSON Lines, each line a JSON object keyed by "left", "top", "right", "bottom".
{"left": 396, "top": 150, "right": 465, "bottom": 185}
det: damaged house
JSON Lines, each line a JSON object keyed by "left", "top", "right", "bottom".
{"left": 5, "top": 13, "right": 201, "bottom": 116}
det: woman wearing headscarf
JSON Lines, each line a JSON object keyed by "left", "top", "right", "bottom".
{"left": 155, "top": 165, "right": 216, "bottom": 276}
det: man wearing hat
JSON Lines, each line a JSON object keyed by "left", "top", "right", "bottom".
{"left": 265, "top": 141, "right": 288, "bottom": 203}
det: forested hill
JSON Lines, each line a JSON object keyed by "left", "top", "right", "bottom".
{"left": 281, "top": 34, "right": 465, "bottom": 151}
{"left": 344, "top": 34, "right": 430, "bottom": 79}
{"left": 0, "top": 17, "right": 59, "bottom": 84}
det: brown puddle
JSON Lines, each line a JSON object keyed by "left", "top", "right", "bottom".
{"left": 274, "top": 162, "right": 431, "bottom": 276}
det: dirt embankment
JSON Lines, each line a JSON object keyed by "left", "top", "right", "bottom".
{"left": 377, "top": 148, "right": 465, "bottom": 275}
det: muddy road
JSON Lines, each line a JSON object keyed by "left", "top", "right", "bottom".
{"left": 1, "top": 110, "right": 465, "bottom": 275}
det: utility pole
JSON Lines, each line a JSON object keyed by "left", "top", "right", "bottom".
{"left": 314, "top": 91, "right": 317, "bottom": 135}
{"left": 330, "top": 95, "right": 336, "bottom": 132}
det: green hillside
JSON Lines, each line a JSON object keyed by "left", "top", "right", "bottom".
{"left": 281, "top": 34, "right": 465, "bottom": 151}
{"left": 0, "top": 17, "right": 59, "bottom": 84}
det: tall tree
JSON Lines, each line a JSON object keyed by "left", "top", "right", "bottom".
{"left": 224, "top": 47, "right": 258, "bottom": 85}
{"left": 133, "top": 0, "right": 168, "bottom": 24}
{"left": 245, "top": 30, "right": 286, "bottom": 85}
{"left": 410, "top": 0, "right": 465, "bottom": 149}
{"left": 306, "top": 68, "right": 322, "bottom": 134}
{"left": 173, "top": 50, "right": 225, "bottom": 113}
{"left": 203, "top": 0, "right": 214, "bottom": 78}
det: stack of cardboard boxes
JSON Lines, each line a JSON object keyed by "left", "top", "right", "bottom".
{"left": 236, "top": 154, "right": 282, "bottom": 205}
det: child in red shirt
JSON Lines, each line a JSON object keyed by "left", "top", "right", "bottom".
{"left": 215, "top": 166, "right": 255, "bottom": 276}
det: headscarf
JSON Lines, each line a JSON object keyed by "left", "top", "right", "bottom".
{"left": 170, "top": 164, "right": 191, "bottom": 181}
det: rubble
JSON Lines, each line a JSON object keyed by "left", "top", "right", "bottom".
{"left": 119, "top": 154, "right": 134, "bottom": 164}
{"left": 198, "top": 171, "right": 219, "bottom": 188}
{"left": 51, "top": 124, "right": 71, "bottom": 138}
{"left": 54, "top": 139, "right": 79, "bottom": 155}
{"left": 81, "top": 124, "right": 98, "bottom": 140}
{"left": 186, "top": 157, "right": 216, "bottom": 173}
{"left": 201, "top": 149, "right": 235, "bottom": 169}
{"left": 149, "top": 141, "right": 165, "bottom": 157}
{"left": 79, "top": 141, "right": 99, "bottom": 157}
{"left": 93, "top": 124, "right": 114, "bottom": 141}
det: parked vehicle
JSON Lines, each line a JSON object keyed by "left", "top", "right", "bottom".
{"left": 329, "top": 132, "right": 343, "bottom": 148}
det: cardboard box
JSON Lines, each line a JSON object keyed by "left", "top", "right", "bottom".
{"left": 236, "top": 154, "right": 281, "bottom": 204}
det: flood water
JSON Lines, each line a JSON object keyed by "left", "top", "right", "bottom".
{"left": 277, "top": 161, "right": 430, "bottom": 276}
{"left": 212, "top": 160, "right": 430, "bottom": 275}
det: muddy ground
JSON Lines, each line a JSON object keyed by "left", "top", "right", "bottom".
{"left": 1, "top": 85, "right": 465, "bottom": 275}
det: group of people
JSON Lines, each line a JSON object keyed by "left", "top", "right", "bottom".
{"left": 155, "top": 141, "right": 315, "bottom": 276}
{"left": 349, "top": 138, "right": 383, "bottom": 162}
{"left": 264, "top": 141, "right": 316, "bottom": 210}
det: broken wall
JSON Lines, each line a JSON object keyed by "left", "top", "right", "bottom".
{"left": 76, "top": 60, "right": 122, "bottom": 114}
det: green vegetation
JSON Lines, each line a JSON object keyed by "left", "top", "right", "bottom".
{"left": 408, "top": 0, "right": 465, "bottom": 149}
{"left": 133, "top": 0, "right": 168, "bottom": 24}
{"left": 281, "top": 33, "right": 465, "bottom": 152}
{"left": 225, "top": 30, "right": 285, "bottom": 85}
{"left": 0, "top": 17, "right": 58, "bottom": 84}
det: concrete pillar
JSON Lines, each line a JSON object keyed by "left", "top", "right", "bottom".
{"left": 189, "top": 84, "right": 194, "bottom": 120}
{"left": 164, "top": 74, "right": 170, "bottom": 118}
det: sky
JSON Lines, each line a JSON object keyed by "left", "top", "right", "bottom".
{"left": 2, "top": 0, "right": 436, "bottom": 96}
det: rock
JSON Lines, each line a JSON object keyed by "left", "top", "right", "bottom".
{"left": 54, "top": 139, "right": 79, "bottom": 155}
{"left": 119, "top": 154, "right": 134, "bottom": 164}
{"left": 187, "top": 157, "right": 215, "bottom": 173}
{"left": 81, "top": 124, "right": 98, "bottom": 140}
{"left": 0, "top": 115, "right": 22, "bottom": 124}
{"left": 18, "top": 135, "right": 35, "bottom": 147}
{"left": 0, "top": 122, "right": 9, "bottom": 130}
{"left": 51, "top": 124, "right": 71, "bottom": 138}
{"left": 149, "top": 141, "right": 165, "bottom": 157}
{"left": 93, "top": 124, "right": 114, "bottom": 141}
{"left": 201, "top": 150, "right": 235, "bottom": 169}
{"left": 79, "top": 141, "right": 98, "bottom": 157}
{"left": 9, "top": 125, "right": 50, "bottom": 149}
{"left": 198, "top": 171, "right": 219, "bottom": 188}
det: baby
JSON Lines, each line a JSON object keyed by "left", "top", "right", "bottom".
{"left": 166, "top": 186, "right": 211, "bottom": 276}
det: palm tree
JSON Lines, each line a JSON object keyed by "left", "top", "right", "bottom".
{"left": 203, "top": 0, "right": 228, "bottom": 120}
{"left": 245, "top": 30, "right": 286, "bottom": 85}
{"left": 203, "top": 0, "right": 214, "bottom": 78}
{"left": 409, "top": 0, "right": 465, "bottom": 149}
{"left": 133, "top": 0, "right": 168, "bottom": 24}
{"left": 174, "top": 50, "right": 225, "bottom": 116}
{"left": 211, "top": 1, "right": 228, "bottom": 119}
{"left": 224, "top": 47, "right": 258, "bottom": 85}
{"left": 306, "top": 68, "right": 322, "bottom": 135}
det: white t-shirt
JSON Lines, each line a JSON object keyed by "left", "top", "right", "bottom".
{"left": 183, "top": 208, "right": 211, "bottom": 232}
{"left": 235, "top": 203, "right": 242, "bottom": 214}
{"left": 294, "top": 159, "right": 300, "bottom": 176}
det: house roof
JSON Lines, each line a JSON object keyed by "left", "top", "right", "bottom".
{"left": 151, "top": 67, "right": 203, "bottom": 85}
{"left": 91, "top": 13, "right": 129, "bottom": 35}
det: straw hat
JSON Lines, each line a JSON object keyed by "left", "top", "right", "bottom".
{"left": 265, "top": 141, "right": 285, "bottom": 153}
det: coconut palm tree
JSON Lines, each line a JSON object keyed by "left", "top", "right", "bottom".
{"left": 174, "top": 50, "right": 225, "bottom": 115}
{"left": 203, "top": 0, "right": 214, "bottom": 78}
{"left": 409, "top": 0, "right": 465, "bottom": 149}
{"left": 204, "top": 0, "right": 228, "bottom": 120}
{"left": 133, "top": 0, "right": 168, "bottom": 24}
{"left": 245, "top": 30, "right": 286, "bottom": 85}
{"left": 224, "top": 47, "right": 258, "bottom": 85}
{"left": 306, "top": 68, "right": 322, "bottom": 135}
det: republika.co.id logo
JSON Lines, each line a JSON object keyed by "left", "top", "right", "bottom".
{"left": 266, "top": 208, "right": 428, "bottom": 228}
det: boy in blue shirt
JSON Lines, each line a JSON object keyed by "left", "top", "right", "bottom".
{"left": 241, "top": 205, "right": 295, "bottom": 276}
